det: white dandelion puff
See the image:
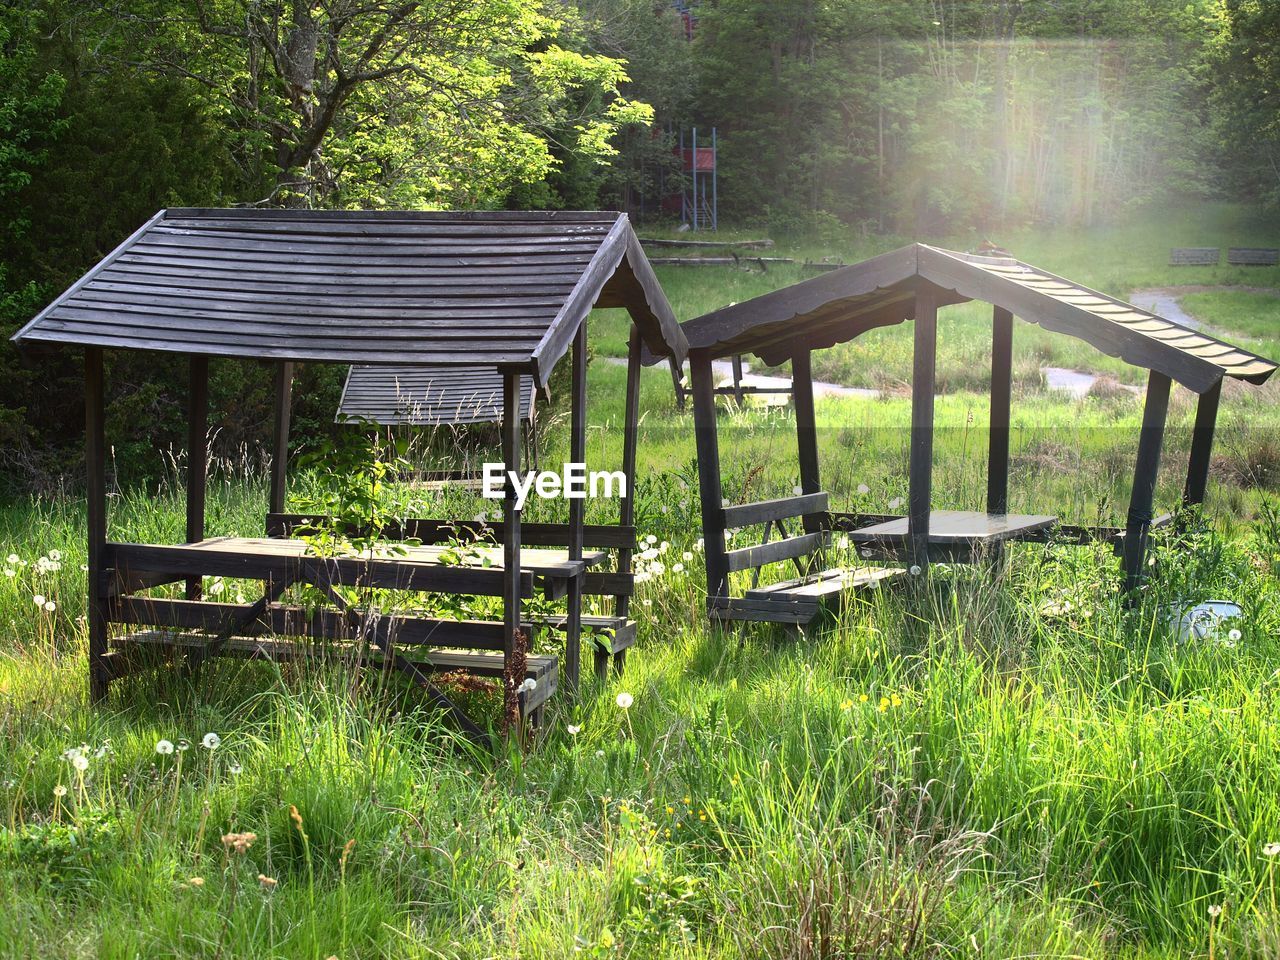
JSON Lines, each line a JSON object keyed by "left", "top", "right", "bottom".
{"left": 156, "top": 739, "right": 175, "bottom": 755}
{"left": 616, "top": 692, "right": 634, "bottom": 709}
{"left": 201, "top": 733, "right": 221, "bottom": 750}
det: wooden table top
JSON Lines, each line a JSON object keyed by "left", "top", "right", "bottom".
{"left": 848, "top": 510, "right": 1058, "bottom": 544}
{"left": 188, "top": 537, "right": 607, "bottom": 578}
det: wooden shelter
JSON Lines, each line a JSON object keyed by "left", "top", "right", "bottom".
{"left": 650, "top": 243, "right": 1277, "bottom": 625}
{"left": 12, "top": 208, "right": 686, "bottom": 738}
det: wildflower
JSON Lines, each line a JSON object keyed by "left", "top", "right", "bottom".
{"left": 659, "top": 541, "right": 669, "bottom": 554}
{"left": 891, "top": 693, "right": 903, "bottom": 707}
{"left": 660, "top": 504, "right": 668, "bottom": 514}
{"left": 645, "top": 534, "right": 657, "bottom": 545}
{"left": 857, "top": 483, "right": 870, "bottom": 495}
{"left": 517, "top": 678, "right": 537, "bottom": 695}
{"left": 53, "top": 784, "right": 68, "bottom": 798}
{"left": 3, "top": 569, "right": 13, "bottom": 578}
{"left": 909, "top": 565, "right": 922, "bottom": 576}
{"left": 672, "top": 563, "right": 684, "bottom": 574}
{"left": 859, "top": 693, "right": 869, "bottom": 702}
{"left": 694, "top": 538, "right": 704, "bottom": 551}
{"left": 176, "top": 739, "right": 190, "bottom": 752}
{"left": 1208, "top": 904, "right": 1224, "bottom": 918}
{"left": 666, "top": 805, "right": 674, "bottom": 814}
{"left": 567, "top": 724, "right": 581, "bottom": 735}
{"left": 1265, "top": 842, "right": 1280, "bottom": 857}
{"left": 5, "top": 554, "right": 17, "bottom": 565}
{"left": 258, "top": 874, "right": 278, "bottom": 890}
{"left": 878, "top": 696, "right": 890, "bottom": 712}
{"left": 650, "top": 562, "right": 665, "bottom": 575}
{"left": 1229, "top": 629, "right": 1242, "bottom": 642}
{"left": 187, "top": 877, "right": 205, "bottom": 888}
{"left": 639, "top": 548, "right": 658, "bottom": 561}
{"left": 888, "top": 498, "right": 902, "bottom": 510}
{"left": 155, "top": 739, "right": 175, "bottom": 755}
{"left": 595, "top": 750, "right": 605, "bottom": 758}
{"left": 201, "top": 733, "right": 221, "bottom": 750}
{"left": 616, "top": 692, "right": 634, "bottom": 709}
{"left": 840, "top": 698, "right": 853, "bottom": 710}
{"left": 836, "top": 535, "right": 850, "bottom": 549}
{"left": 33, "top": 594, "right": 45, "bottom": 607}
{"left": 71, "top": 753, "right": 88, "bottom": 772}
{"left": 208, "top": 580, "right": 225, "bottom": 595}
{"left": 682, "top": 551, "right": 693, "bottom": 562}
{"left": 793, "top": 486, "right": 803, "bottom": 496}
{"left": 48, "top": 550, "right": 60, "bottom": 562}
{"left": 221, "top": 832, "right": 257, "bottom": 854}
{"left": 642, "top": 599, "right": 652, "bottom": 607}
{"left": 228, "top": 760, "right": 243, "bottom": 775}
{"left": 44, "top": 601, "right": 56, "bottom": 613}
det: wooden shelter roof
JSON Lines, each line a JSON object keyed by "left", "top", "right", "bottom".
{"left": 338, "top": 365, "right": 534, "bottom": 426}
{"left": 12, "top": 208, "right": 686, "bottom": 387}
{"left": 657, "top": 243, "right": 1276, "bottom": 393}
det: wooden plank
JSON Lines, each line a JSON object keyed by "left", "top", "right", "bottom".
{"left": 1169, "top": 248, "right": 1220, "bottom": 266}
{"left": 722, "top": 493, "right": 829, "bottom": 528}
{"left": 85, "top": 348, "right": 109, "bottom": 702}
{"left": 265, "top": 514, "right": 635, "bottom": 550}
{"left": 988, "top": 305, "right": 1013, "bottom": 514}
{"left": 270, "top": 361, "right": 293, "bottom": 515}
{"left": 848, "top": 510, "right": 1058, "bottom": 543}
{"left": 724, "top": 532, "right": 827, "bottom": 573}
{"left": 747, "top": 566, "right": 904, "bottom": 600}
{"left": 616, "top": 327, "right": 643, "bottom": 620}
{"left": 690, "top": 350, "right": 729, "bottom": 603}
{"left": 909, "top": 284, "right": 938, "bottom": 568}
{"left": 791, "top": 347, "right": 822, "bottom": 534}
{"left": 1183, "top": 378, "right": 1221, "bottom": 507}
{"left": 708, "top": 596, "right": 820, "bottom": 625}
{"left": 1122, "top": 372, "right": 1172, "bottom": 593}
{"left": 639, "top": 237, "right": 773, "bottom": 249}
{"left": 501, "top": 372, "right": 523, "bottom": 672}
{"left": 564, "top": 322, "right": 587, "bottom": 692}
{"left": 186, "top": 355, "right": 208, "bottom": 600}
{"left": 1227, "top": 247, "right": 1280, "bottom": 266}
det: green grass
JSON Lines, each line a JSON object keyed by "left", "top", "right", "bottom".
{"left": 3, "top": 200, "right": 1280, "bottom": 957}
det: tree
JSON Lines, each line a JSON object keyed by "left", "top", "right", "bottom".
{"left": 108, "top": 0, "right": 652, "bottom": 207}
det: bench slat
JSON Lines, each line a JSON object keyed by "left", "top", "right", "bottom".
{"left": 722, "top": 492, "right": 829, "bottom": 527}
{"left": 724, "top": 532, "right": 826, "bottom": 573}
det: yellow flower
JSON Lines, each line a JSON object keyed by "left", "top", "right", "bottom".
{"left": 891, "top": 694, "right": 903, "bottom": 707}
{"left": 666, "top": 805, "right": 674, "bottom": 815}
{"left": 683, "top": 796, "right": 691, "bottom": 805}
{"left": 878, "top": 696, "right": 890, "bottom": 712}
{"left": 859, "top": 693, "right": 869, "bottom": 703}
{"left": 839, "top": 698, "right": 854, "bottom": 711}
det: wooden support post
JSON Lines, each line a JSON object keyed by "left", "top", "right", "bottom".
{"left": 186, "top": 356, "right": 209, "bottom": 600}
{"left": 85, "top": 348, "right": 109, "bottom": 703}
{"left": 908, "top": 285, "right": 938, "bottom": 571}
{"left": 501, "top": 370, "right": 523, "bottom": 681}
{"left": 690, "top": 350, "right": 729, "bottom": 608}
{"left": 616, "top": 328, "right": 642, "bottom": 625}
{"left": 670, "top": 357, "right": 686, "bottom": 410}
{"left": 1183, "top": 378, "right": 1222, "bottom": 509}
{"left": 791, "top": 347, "right": 821, "bottom": 534}
{"left": 269, "top": 361, "right": 294, "bottom": 515}
{"left": 1122, "top": 371, "right": 1172, "bottom": 594}
{"left": 987, "top": 306, "right": 1014, "bottom": 515}
{"left": 731, "top": 354, "right": 745, "bottom": 405}
{"left": 565, "top": 323, "right": 587, "bottom": 692}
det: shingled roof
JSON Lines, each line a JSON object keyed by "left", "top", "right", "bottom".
{"left": 338, "top": 365, "right": 534, "bottom": 426}
{"left": 13, "top": 208, "right": 686, "bottom": 387}
{"left": 660, "top": 243, "right": 1276, "bottom": 393}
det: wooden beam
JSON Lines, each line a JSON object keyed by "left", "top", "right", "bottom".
{"left": 1183, "top": 378, "right": 1222, "bottom": 508}
{"left": 987, "top": 306, "right": 1013, "bottom": 514}
{"left": 690, "top": 350, "right": 729, "bottom": 606}
{"left": 269, "top": 360, "right": 294, "bottom": 515}
{"left": 85, "top": 348, "right": 109, "bottom": 703}
{"left": 1122, "top": 371, "right": 1172, "bottom": 594}
{"left": 722, "top": 492, "right": 829, "bottom": 528}
{"left": 908, "top": 285, "right": 938, "bottom": 570}
{"left": 617, "top": 325, "right": 642, "bottom": 622}
{"left": 731, "top": 354, "right": 745, "bottom": 404}
{"left": 564, "top": 322, "right": 587, "bottom": 692}
{"left": 791, "top": 347, "right": 822, "bottom": 533}
{"left": 502, "top": 371, "right": 523, "bottom": 669}
{"left": 186, "top": 356, "right": 209, "bottom": 600}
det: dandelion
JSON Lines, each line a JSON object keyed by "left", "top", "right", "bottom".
{"left": 645, "top": 534, "right": 657, "bottom": 545}
{"left": 1264, "top": 842, "right": 1280, "bottom": 857}
{"left": 3, "top": 569, "right": 13, "bottom": 578}
{"left": 909, "top": 565, "right": 922, "bottom": 576}
{"left": 616, "top": 692, "right": 634, "bottom": 709}
{"left": 595, "top": 750, "right": 605, "bottom": 758}
{"left": 857, "top": 483, "right": 870, "bottom": 495}
{"left": 44, "top": 601, "right": 56, "bottom": 613}
{"left": 228, "top": 760, "right": 243, "bottom": 775}
{"left": 567, "top": 724, "right": 581, "bottom": 735}
{"left": 71, "top": 753, "right": 88, "bottom": 772}
{"left": 694, "top": 538, "right": 704, "bottom": 551}
{"left": 156, "top": 739, "right": 175, "bottom": 755}
{"left": 642, "top": 599, "right": 652, "bottom": 607}
{"left": 201, "top": 732, "right": 221, "bottom": 750}
{"left": 49, "top": 549, "right": 60, "bottom": 562}
{"left": 682, "top": 551, "right": 693, "bottom": 562}
{"left": 859, "top": 693, "right": 869, "bottom": 702}
{"left": 672, "top": 563, "right": 684, "bottom": 573}
{"left": 177, "top": 739, "right": 190, "bottom": 752}
{"left": 187, "top": 877, "right": 205, "bottom": 888}
{"left": 53, "top": 784, "right": 67, "bottom": 798}
{"left": 891, "top": 693, "right": 903, "bottom": 707}
{"left": 208, "top": 580, "right": 225, "bottom": 595}
{"left": 878, "top": 696, "right": 890, "bottom": 712}
{"left": 888, "top": 497, "right": 902, "bottom": 509}
{"left": 258, "top": 874, "right": 278, "bottom": 890}
{"left": 793, "top": 485, "right": 803, "bottom": 496}
{"left": 32, "top": 594, "right": 45, "bottom": 607}
{"left": 1208, "top": 904, "right": 1223, "bottom": 918}
{"left": 1229, "top": 628, "right": 1242, "bottom": 642}
{"left": 659, "top": 541, "right": 669, "bottom": 554}
{"left": 840, "top": 698, "right": 853, "bottom": 710}
{"left": 650, "top": 562, "right": 665, "bottom": 575}
{"left": 5, "top": 554, "right": 17, "bottom": 565}
{"left": 517, "top": 678, "right": 537, "bottom": 695}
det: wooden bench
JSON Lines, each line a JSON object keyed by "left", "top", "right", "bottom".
{"left": 106, "top": 630, "right": 558, "bottom": 722}
{"left": 1227, "top": 248, "right": 1279, "bottom": 267}
{"left": 707, "top": 492, "right": 902, "bottom": 625}
{"left": 1169, "top": 248, "right": 1220, "bottom": 266}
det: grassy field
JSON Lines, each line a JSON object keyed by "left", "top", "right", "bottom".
{"left": 2, "top": 201, "right": 1280, "bottom": 958}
